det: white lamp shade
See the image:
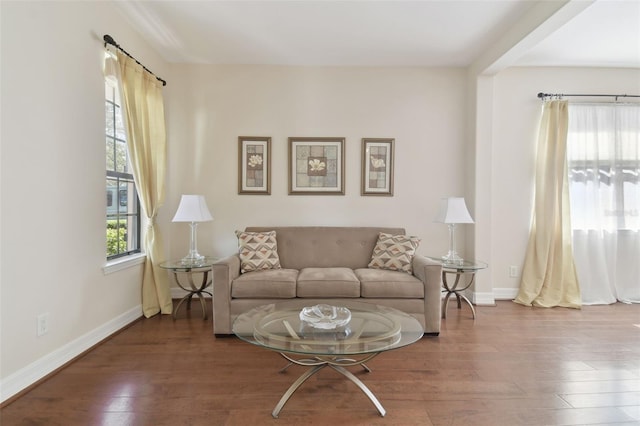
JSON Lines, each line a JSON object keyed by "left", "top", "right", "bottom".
{"left": 434, "top": 197, "right": 474, "bottom": 224}
{"left": 172, "top": 195, "right": 213, "bottom": 222}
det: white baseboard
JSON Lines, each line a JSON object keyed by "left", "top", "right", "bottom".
{"left": 441, "top": 288, "right": 518, "bottom": 307}
{"left": 492, "top": 287, "right": 519, "bottom": 301}
{"left": 0, "top": 305, "right": 142, "bottom": 404}
{"left": 471, "top": 291, "right": 496, "bottom": 306}
{"left": 441, "top": 290, "right": 495, "bottom": 306}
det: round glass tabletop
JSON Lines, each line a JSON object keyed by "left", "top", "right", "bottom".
{"left": 426, "top": 256, "right": 488, "bottom": 272}
{"left": 233, "top": 300, "right": 424, "bottom": 356}
{"left": 159, "top": 257, "right": 217, "bottom": 270}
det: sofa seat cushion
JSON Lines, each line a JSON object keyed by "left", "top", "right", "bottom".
{"left": 297, "top": 267, "right": 360, "bottom": 298}
{"left": 231, "top": 269, "right": 298, "bottom": 299}
{"left": 355, "top": 268, "right": 424, "bottom": 298}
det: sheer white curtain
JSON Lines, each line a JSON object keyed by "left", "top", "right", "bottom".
{"left": 568, "top": 103, "right": 640, "bottom": 304}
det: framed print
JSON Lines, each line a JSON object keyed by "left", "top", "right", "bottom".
{"left": 362, "top": 138, "right": 394, "bottom": 196}
{"left": 288, "top": 137, "right": 345, "bottom": 195}
{"left": 238, "top": 136, "right": 271, "bottom": 195}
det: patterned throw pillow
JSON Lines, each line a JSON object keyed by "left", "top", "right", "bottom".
{"left": 236, "top": 230, "right": 282, "bottom": 273}
{"left": 368, "top": 232, "right": 421, "bottom": 274}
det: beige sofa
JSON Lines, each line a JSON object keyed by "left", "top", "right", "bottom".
{"left": 212, "top": 226, "right": 442, "bottom": 336}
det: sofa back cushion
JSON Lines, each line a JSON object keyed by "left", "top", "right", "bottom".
{"left": 245, "top": 226, "right": 405, "bottom": 270}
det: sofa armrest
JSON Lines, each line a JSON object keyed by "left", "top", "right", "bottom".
{"left": 412, "top": 255, "right": 442, "bottom": 335}
{"left": 212, "top": 254, "right": 241, "bottom": 335}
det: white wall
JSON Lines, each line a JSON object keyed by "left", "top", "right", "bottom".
{"left": 0, "top": 1, "right": 170, "bottom": 401}
{"left": 487, "top": 66, "right": 640, "bottom": 299}
{"left": 164, "top": 65, "right": 470, "bottom": 262}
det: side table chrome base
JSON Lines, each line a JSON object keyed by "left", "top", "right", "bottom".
{"left": 442, "top": 291, "right": 476, "bottom": 319}
{"left": 273, "top": 353, "right": 384, "bottom": 418}
{"left": 170, "top": 269, "right": 212, "bottom": 320}
{"left": 441, "top": 270, "right": 477, "bottom": 319}
{"left": 174, "top": 289, "right": 212, "bottom": 320}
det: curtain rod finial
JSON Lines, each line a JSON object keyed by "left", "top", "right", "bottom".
{"left": 103, "top": 34, "right": 117, "bottom": 47}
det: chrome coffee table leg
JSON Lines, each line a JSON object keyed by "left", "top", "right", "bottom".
{"left": 330, "top": 365, "right": 386, "bottom": 417}
{"left": 273, "top": 353, "right": 383, "bottom": 418}
{"left": 272, "top": 364, "right": 326, "bottom": 418}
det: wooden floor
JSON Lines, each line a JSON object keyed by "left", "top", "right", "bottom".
{"left": 2, "top": 300, "right": 639, "bottom": 426}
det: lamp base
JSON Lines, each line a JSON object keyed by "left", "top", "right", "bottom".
{"left": 442, "top": 223, "right": 464, "bottom": 265}
{"left": 181, "top": 221, "right": 205, "bottom": 265}
{"left": 441, "top": 252, "right": 464, "bottom": 266}
{"left": 181, "top": 252, "right": 205, "bottom": 266}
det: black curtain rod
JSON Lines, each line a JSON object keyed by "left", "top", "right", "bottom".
{"left": 538, "top": 92, "right": 639, "bottom": 101}
{"left": 103, "top": 34, "right": 167, "bottom": 87}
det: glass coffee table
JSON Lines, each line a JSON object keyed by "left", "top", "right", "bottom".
{"left": 233, "top": 300, "right": 424, "bottom": 418}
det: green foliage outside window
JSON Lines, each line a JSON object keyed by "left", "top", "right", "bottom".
{"left": 106, "top": 220, "right": 127, "bottom": 257}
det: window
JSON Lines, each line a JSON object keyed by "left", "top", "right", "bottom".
{"left": 567, "top": 103, "right": 640, "bottom": 231}
{"left": 105, "top": 82, "right": 141, "bottom": 260}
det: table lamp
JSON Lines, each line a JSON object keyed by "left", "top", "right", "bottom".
{"left": 172, "top": 194, "right": 213, "bottom": 264}
{"left": 434, "top": 197, "right": 474, "bottom": 265}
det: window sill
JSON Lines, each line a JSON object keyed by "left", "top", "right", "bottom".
{"left": 103, "top": 253, "right": 146, "bottom": 275}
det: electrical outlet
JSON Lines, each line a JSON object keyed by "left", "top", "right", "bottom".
{"left": 509, "top": 266, "right": 518, "bottom": 278}
{"left": 37, "top": 313, "right": 49, "bottom": 336}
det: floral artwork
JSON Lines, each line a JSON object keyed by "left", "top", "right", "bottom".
{"left": 307, "top": 157, "right": 327, "bottom": 175}
{"left": 288, "top": 138, "right": 345, "bottom": 195}
{"left": 362, "top": 138, "right": 394, "bottom": 196}
{"left": 239, "top": 137, "right": 271, "bottom": 194}
{"left": 370, "top": 156, "right": 385, "bottom": 170}
{"left": 247, "top": 154, "right": 263, "bottom": 169}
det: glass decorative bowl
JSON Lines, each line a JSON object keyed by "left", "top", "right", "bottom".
{"left": 299, "top": 304, "right": 351, "bottom": 329}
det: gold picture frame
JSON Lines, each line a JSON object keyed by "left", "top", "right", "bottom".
{"left": 361, "top": 138, "right": 394, "bottom": 196}
{"left": 288, "top": 137, "right": 345, "bottom": 195}
{"left": 238, "top": 136, "right": 271, "bottom": 195}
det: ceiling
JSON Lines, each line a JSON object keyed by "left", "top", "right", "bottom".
{"left": 116, "top": 0, "right": 640, "bottom": 69}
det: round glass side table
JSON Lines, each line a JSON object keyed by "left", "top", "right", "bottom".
{"left": 427, "top": 257, "right": 488, "bottom": 319}
{"left": 159, "top": 257, "right": 217, "bottom": 320}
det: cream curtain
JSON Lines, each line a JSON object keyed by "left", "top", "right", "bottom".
{"left": 515, "top": 100, "right": 581, "bottom": 308}
{"left": 107, "top": 50, "right": 172, "bottom": 317}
